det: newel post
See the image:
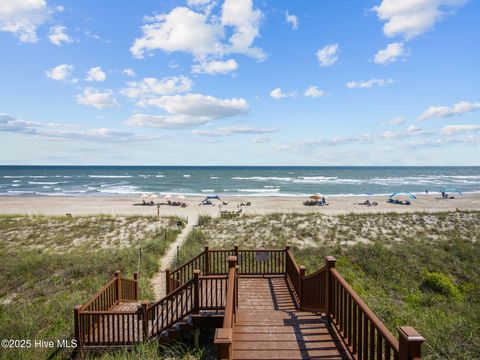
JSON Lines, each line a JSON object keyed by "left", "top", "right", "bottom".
{"left": 73, "top": 305, "right": 82, "bottom": 351}
{"left": 114, "top": 270, "right": 121, "bottom": 303}
{"left": 324, "top": 256, "right": 336, "bottom": 322}
{"left": 193, "top": 269, "right": 201, "bottom": 314}
{"left": 398, "top": 326, "right": 425, "bottom": 360}
{"left": 141, "top": 302, "right": 149, "bottom": 340}
{"left": 133, "top": 272, "right": 139, "bottom": 300}
{"left": 165, "top": 269, "right": 171, "bottom": 294}
{"left": 204, "top": 246, "right": 210, "bottom": 275}
{"left": 228, "top": 256, "right": 237, "bottom": 312}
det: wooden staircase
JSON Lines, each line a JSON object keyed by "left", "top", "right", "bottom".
{"left": 233, "top": 277, "right": 348, "bottom": 360}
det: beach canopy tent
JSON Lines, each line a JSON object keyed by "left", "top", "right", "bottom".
{"left": 309, "top": 194, "right": 323, "bottom": 200}
{"left": 389, "top": 192, "right": 417, "bottom": 200}
{"left": 200, "top": 195, "right": 227, "bottom": 205}
{"left": 441, "top": 189, "right": 463, "bottom": 196}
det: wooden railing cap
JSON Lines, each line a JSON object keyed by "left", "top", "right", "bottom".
{"left": 398, "top": 326, "right": 425, "bottom": 342}
{"left": 214, "top": 328, "right": 232, "bottom": 343}
{"left": 325, "top": 256, "right": 336, "bottom": 263}
{"left": 193, "top": 269, "right": 201, "bottom": 275}
{"left": 114, "top": 270, "right": 121, "bottom": 277}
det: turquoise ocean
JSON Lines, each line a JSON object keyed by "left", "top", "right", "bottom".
{"left": 0, "top": 166, "right": 479, "bottom": 197}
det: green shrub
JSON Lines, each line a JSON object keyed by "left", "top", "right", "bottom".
{"left": 423, "top": 271, "right": 460, "bottom": 297}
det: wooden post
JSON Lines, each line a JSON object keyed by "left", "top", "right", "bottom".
{"left": 299, "top": 265, "right": 306, "bottom": 308}
{"left": 234, "top": 245, "right": 239, "bottom": 258}
{"left": 141, "top": 302, "right": 149, "bottom": 341}
{"left": 133, "top": 272, "right": 138, "bottom": 300}
{"left": 73, "top": 305, "right": 82, "bottom": 352}
{"left": 398, "top": 326, "right": 425, "bottom": 360}
{"left": 114, "top": 271, "right": 121, "bottom": 303}
{"left": 165, "top": 269, "right": 171, "bottom": 295}
{"left": 204, "top": 246, "right": 210, "bottom": 275}
{"left": 193, "top": 269, "right": 201, "bottom": 314}
{"left": 324, "top": 256, "right": 336, "bottom": 323}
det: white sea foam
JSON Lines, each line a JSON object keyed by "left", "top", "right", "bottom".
{"left": 28, "top": 181, "right": 64, "bottom": 185}
{"left": 231, "top": 176, "right": 292, "bottom": 181}
{"left": 155, "top": 175, "right": 165, "bottom": 178}
{"left": 201, "top": 189, "right": 215, "bottom": 193}
{"left": 99, "top": 185, "right": 142, "bottom": 195}
{"left": 183, "top": 174, "right": 191, "bottom": 178}
{"left": 235, "top": 188, "right": 281, "bottom": 193}
{"left": 210, "top": 176, "right": 219, "bottom": 179}
{"left": 88, "top": 175, "right": 132, "bottom": 178}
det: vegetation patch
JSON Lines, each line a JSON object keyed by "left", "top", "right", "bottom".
{"left": 0, "top": 215, "right": 181, "bottom": 360}
{"left": 177, "top": 211, "right": 480, "bottom": 360}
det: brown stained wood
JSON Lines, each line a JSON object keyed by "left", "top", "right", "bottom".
{"left": 233, "top": 278, "right": 350, "bottom": 360}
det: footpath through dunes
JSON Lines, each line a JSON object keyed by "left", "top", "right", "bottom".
{"left": 152, "top": 213, "right": 200, "bottom": 299}
{"left": 233, "top": 277, "right": 349, "bottom": 360}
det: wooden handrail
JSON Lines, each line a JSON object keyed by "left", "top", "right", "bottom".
{"left": 214, "top": 256, "right": 237, "bottom": 360}
{"left": 330, "top": 268, "right": 399, "bottom": 351}
{"left": 74, "top": 249, "right": 424, "bottom": 358}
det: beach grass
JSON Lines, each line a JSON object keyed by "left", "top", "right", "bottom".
{"left": 181, "top": 211, "right": 480, "bottom": 360}
{"left": 0, "top": 215, "right": 182, "bottom": 360}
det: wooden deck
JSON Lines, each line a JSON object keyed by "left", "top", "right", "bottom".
{"left": 233, "top": 277, "right": 349, "bottom": 360}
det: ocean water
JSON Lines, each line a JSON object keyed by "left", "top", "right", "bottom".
{"left": 0, "top": 166, "right": 479, "bottom": 197}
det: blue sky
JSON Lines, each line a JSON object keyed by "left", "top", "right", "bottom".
{"left": 0, "top": 0, "right": 479, "bottom": 165}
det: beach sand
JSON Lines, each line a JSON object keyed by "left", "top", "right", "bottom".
{"left": 1, "top": 193, "right": 479, "bottom": 217}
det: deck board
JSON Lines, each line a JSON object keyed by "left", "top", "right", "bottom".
{"left": 233, "top": 277, "right": 350, "bottom": 360}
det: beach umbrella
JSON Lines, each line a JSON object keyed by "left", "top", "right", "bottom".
{"left": 310, "top": 194, "right": 322, "bottom": 200}
{"left": 389, "top": 192, "right": 417, "bottom": 200}
{"left": 441, "top": 189, "right": 463, "bottom": 196}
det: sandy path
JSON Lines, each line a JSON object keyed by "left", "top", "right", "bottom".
{"left": 151, "top": 212, "right": 200, "bottom": 300}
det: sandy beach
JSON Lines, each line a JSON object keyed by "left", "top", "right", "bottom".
{"left": 1, "top": 193, "right": 479, "bottom": 217}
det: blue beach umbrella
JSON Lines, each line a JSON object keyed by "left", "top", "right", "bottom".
{"left": 389, "top": 192, "right": 417, "bottom": 200}
{"left": 441, "top": 189, "right": 463, "bottom": 196}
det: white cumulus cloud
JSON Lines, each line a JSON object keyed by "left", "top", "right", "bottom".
{"left": 316, "top": 44, "right": 339, "bottom": 67}
{"left": 85, "top": 67, "right": 106, "bottom": 82}
{"left": 126, "top": 93, "right": 249, "bottom": 128}
{"left": 270, "top": 88, "right": 296, "bottom": 99}
{"left": 45, "top": 64, "right": 74, "bottom": 81}
{"left": 192, "top": 125, "right": 277, "bottom": 137}
{"left": 374, "top": 42, "right": 407, "bottom": 64}
{"left": 285, "top": 11, "right": 298, "bottom": 30}
{"left": 121, "top": 76, "right": 193, "bottom": 100}
{"left": 122, "top": 68, "right": 136, "bottom": 77}
{"left": 386, "top": 116, "right": 405, "bottom": 125}
{"left": 373, "top": 0, "right": 467, "bottom": 40}
{"left": 441, "top": 124, "right": 480, "bottom": 135}
{"left": 419, "top": 101, "right": 480, "bottom": 121}
{"left": 0, "top": 0, "right": 50, "bottom": 43}
{"left": 346, "top": 78, "right": 394, "bottom": 89}
{"left": 48, "top": 25, "right": 72, "bottom": 45}
{"left": 130, "top": 1, "right": 264, "bottom": 61}
{"left": 304, "top": 86, "right": 326, "bottom": 98}
{"left": 191, "top": 59, "right": 238, "bottom": 74}
{"left": 75, "top": 88, "right": 120, "bottom": 109}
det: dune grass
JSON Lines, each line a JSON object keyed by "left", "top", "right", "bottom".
{"left": 0, "top": 215, "right": 182, "bottom": 360}
{"left": 179, "top": 211, "right": 480, "bottom": 360}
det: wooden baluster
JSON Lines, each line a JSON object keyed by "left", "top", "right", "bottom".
{"left": 299, "top": 266, "right": 306, "bottom": 308}
{"left": 114, "top": 271, "right": 121, "bottom": 304}
{"left": 204, "top": 246, "right": 210, "bottom": 275}
{"left": 165, "top": 269, "right": 171, "bottom": 294}
{"left": 398, "top": 326, "right": 425, "bottom": 360}
{"left": 133, "top": 272, "right": 138, "bottom": 300}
